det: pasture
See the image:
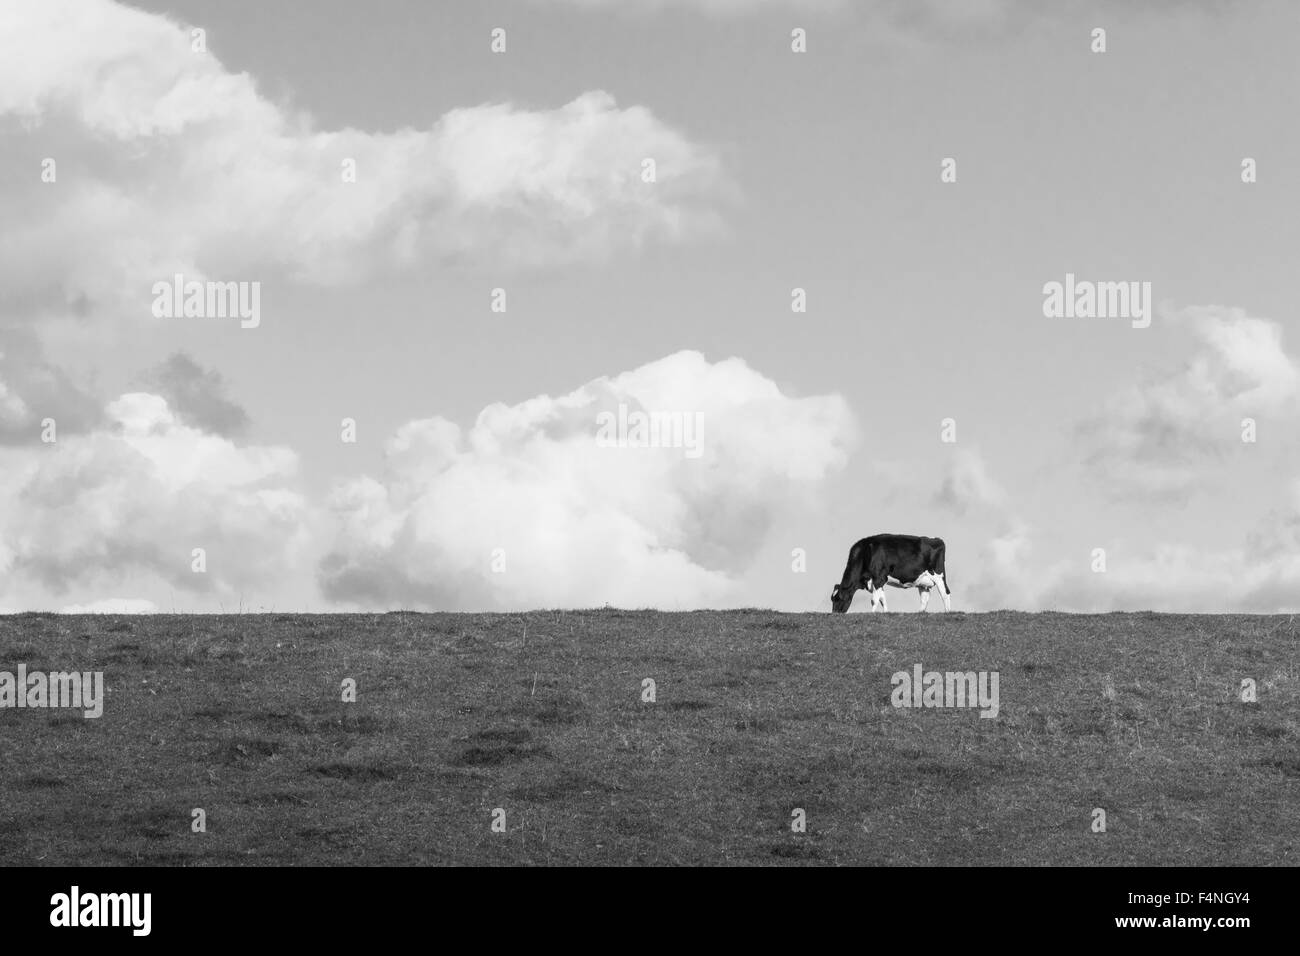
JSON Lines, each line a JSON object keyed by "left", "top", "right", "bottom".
{"left": 0, "top": 610, "right": 1295, "bottom": 865}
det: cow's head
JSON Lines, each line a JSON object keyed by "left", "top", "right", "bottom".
{"left": 830, "top": 583, "right": 855, "bottom": 613}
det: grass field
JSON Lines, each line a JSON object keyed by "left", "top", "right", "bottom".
{"left": 1, "top": 610, "right": 1296, "bottom": 866}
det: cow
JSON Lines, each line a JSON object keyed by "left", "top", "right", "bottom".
{"left": 830, "top": 534, "right": 951, "bottom": 613}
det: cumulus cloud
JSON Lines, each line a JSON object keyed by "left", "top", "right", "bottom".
{"left": 526, "top": 0, "right": 1030, "bottom": 40}
{"left": 932, "top": 448, "right": 1008, "bottom": 516}
{"left": 526, "top": 0, "right": 1007, "bottom": 21}
{"left": 0, "top": 329, "right": 102, "bottom": 444}
{"left": 137, "top": 353, "right": 250, "bottom": 437}
{"left": 1033, "top": 531, "right": 1300, "bottom": 614}
{"left": 533, "top": 0, "right": 843, "bottom": 11}
{"left": 0, "top": 391, "right": 312, "bottom": 602}
{"left": 958, "top": 520, "right": 1082, "bottom": 612}
{"left": 320, "top": 351, "right": 856, "bottom": 609}
{"left": 952, "top": 306, "right": 1300, "bottom": 612}
{"left": 0, "top": 0, "right": 727, "bottom": 321}
{"left": 1077, "top": 306, "right": 1300, "bottom": 498}
{"left": 919, "top": 448, "right": 1070, "bottom": 611}
{"left": 58, "top": 598, "right": 158, "bottom": 614}
{"left": 1065, "top": 480, "right": 1300, "bottom": 613}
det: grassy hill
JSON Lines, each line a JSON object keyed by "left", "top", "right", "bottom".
{"left": 0, "top": 610, "right": 1295, "bottom": 865}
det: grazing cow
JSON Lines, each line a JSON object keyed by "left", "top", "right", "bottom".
{"left": 830, "top": 534, "right": 951, "bottom": 613}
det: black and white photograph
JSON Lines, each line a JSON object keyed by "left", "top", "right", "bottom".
{"left": 0, "top": 0, "right": 1294, "bottom": 934}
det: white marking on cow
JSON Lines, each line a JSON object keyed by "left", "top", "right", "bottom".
{"left": 897, "top": 572, "right": 935, "bottom": 589}
{"left": 870, "top": 572, "right": 944, "bottom": 611}
{"left": 875, "top": 572, "right": 934, "bottom": 590}
{"left": 931, "top": 572, "right": 952, "bottom": 612}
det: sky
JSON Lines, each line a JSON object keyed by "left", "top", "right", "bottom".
{"left": 1, "top": 0, "right": 1299, "bottom": 613}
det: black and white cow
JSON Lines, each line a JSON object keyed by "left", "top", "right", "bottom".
{"left": 830, "top": 534, "right": 951, "bottom": 613}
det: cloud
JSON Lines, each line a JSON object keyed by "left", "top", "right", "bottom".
{"left": 527, "top": 0, "right": 1022, "bottom": 36}
{"left": 541, "top": 0, "right": 841, "bottom": 10}
{"left": 948, "top": 461, "right": 1300, "bottom": 613}
{"left": 966, "top": 521, "right": 1066, "bottom": 611}
{"left": 932, "top": 448, "right": 1008, "bottom": 516}
{"left": 58, "top": 598, "right": 158, "bottom": 614}
{"left": 0, "top": 390, "right": 312, "bottom": 602}
{"left": 919, "top": 448, "right": 1072, "bottom": 611}
{"left": 524, "top": 0, "right": 1005, "bottom": 20}
{"left": 0, "top": 0, "right": 728, "bottom": 322}
{"left": 137, "top": 353, "right": 250, "bottom": 437}
{"left": 320, "top": 350, "right": 856, "bottom": 609}
{"left": 1033, "top": 530, "right": 1300, "bottom": 614}
{"left": 1077, "top": 306, "right": 1300, "bottom": 498}
{"left": 946, "top": 306, "right": 1300, "bottom": 612}
{"left": 0, "top": 329, "right": 103, "bottom": 444}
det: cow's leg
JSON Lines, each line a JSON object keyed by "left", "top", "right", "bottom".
{"left": 864, "top": 581, "right": 878, "bottom": 612}
{"left": 919, "top": 587, "right": 930, "bottom": 612}
{"left": 878, "top": 588, "right": 888, "bottom": 612}
{"left": 933, "top": 573, "right": 951, "bottom": 611}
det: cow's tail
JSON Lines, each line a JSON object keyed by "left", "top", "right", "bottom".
{"left": 939, "top": 542, "right": 952, "bottom": 594}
